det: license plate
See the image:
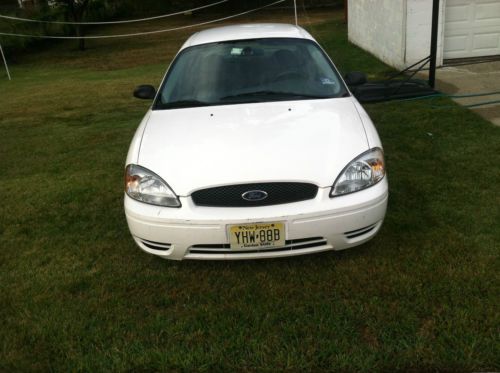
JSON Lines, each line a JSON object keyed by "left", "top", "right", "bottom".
{"left": 228, "top": 222, "right": 285, "bottom": 250}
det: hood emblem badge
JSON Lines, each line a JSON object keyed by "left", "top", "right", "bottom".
{"left": 242, "top": 190, "right": 268, "bottom": 202}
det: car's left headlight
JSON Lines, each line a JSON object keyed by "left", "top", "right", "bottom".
{"left": 125, "top": 164, "right": 181, "bottom": 207}
{"left": 330, "top": 148, "right": 385, "bottom": 197}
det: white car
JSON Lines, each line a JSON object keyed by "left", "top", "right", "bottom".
{"left": 125, "top": 23, "right": 388, "bottom": 260}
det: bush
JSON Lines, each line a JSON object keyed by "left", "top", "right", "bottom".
{"left": 0, "top": 5, "right": 66, "bottom": 54}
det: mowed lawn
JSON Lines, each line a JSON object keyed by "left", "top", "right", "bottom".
{"left": 1, "top": 8, "right": 499, "bottom": 372}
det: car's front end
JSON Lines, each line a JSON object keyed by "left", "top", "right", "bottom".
{"left": 124, "top": 24, "right": 388, "bottom": 260}
{"left": 125, "top": 173, "right": 387, "bottom": 260}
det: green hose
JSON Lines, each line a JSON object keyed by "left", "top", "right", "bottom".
{"left": 464, "top": 100, "right": 500, "bottom": 108}
{"left": 450, "top": 90, "right": 500, "bottom": 98}
{"left": 380, "top": 90, "right": 500, "bottom": 108}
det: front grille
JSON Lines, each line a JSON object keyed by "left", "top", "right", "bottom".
{"left": 189, "top": 237, "right": 327, "bottom": 254}
{"left": 191, "top": 182, "right": 318, "bottom": 207}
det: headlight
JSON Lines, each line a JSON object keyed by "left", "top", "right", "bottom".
{"left": 330, "top": 148, "right": 385, "bottom": 197}
{"left": 125, "top": 164, "right": 181, "bottom": 207}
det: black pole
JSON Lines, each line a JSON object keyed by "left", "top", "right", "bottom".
{"left": 429, "top": 0, "right": 440, "bottom": 88}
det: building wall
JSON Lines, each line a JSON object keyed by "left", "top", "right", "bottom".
{"left": 405, "top": 0, "right": 445, "bottom": 68}
{"left": 348, "top": 0, "right": 445, "bottom": 70}
{"left": 347, "top": 0, "right": 407, "bottom": 69}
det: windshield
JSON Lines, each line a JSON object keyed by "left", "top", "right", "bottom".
{"left": 155, "top": 38, "right": 348, "bottom": 109}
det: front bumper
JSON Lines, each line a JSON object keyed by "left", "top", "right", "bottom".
{"left": 124, "top": 179, "right": 388, "bottom": 260}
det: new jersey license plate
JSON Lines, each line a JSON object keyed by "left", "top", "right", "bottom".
{"left": 228, "top": 222, "right": 285, "bottom": 250}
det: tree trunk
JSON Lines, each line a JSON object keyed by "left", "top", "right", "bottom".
{"left": 69, "top": 0, "right": 88, "bottom": 51}
{"left": 76, "top": 25, "right": 85, "bottom": 51}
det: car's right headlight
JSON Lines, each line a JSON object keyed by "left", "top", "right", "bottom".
{"left": 330, "top": 148, "right": 385, "bottom": 197}
{"left": 125, "top": 164, "right": 181, "bottom": 207}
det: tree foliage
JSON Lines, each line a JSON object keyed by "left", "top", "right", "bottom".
{"left": 1, "top": 0, "right": 343, "bottom": 52}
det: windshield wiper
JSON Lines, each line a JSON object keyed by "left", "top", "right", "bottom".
{"left": 158, "top": 92, "right": 333, "bottom": 109}
{"left": 220, "top": 91, "right": 332, "bottom": 101}
{"left": 158, "top": 100, "right": 214, "bottom": 109}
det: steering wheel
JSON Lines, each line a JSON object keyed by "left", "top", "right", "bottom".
{"left": 272, "top": 70, "right": 307, "bottom": 82}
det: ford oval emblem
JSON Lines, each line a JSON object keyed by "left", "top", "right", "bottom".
{"left": 242, "top": 190, "right": 268, "bottom": 202}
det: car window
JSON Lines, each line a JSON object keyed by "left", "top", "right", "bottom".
{"left": 156, "top": 38, "right": 348, "bottom": 109}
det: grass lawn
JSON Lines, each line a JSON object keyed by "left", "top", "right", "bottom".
{"left": 1, "top": 8, "right": 499, "bottom": 372}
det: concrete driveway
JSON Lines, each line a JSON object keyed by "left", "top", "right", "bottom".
{"left": 435, "top": 60, "right": 500, "bottom": 126}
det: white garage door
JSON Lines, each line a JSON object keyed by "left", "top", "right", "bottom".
{"left": 444, "top": 0, "right": 500, "bottom": 59}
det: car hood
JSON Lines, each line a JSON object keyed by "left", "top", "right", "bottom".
{"left": 138, "top": 98, "right": 368, "bottom": 196}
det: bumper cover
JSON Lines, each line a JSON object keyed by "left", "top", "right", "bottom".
{"left": 125, "top": 179, "right": 388, "bottom": 260}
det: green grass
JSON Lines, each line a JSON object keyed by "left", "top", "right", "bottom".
{"left": 1, "top": 9, "right": 499, "bottom": 372}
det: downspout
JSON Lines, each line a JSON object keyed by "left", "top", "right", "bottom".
{"left": 429, "top": 0, "right": 440, "bottom": 88}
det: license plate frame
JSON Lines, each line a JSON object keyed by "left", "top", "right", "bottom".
{"left": 227, "top": 222, "right": 286, "bottom": 251}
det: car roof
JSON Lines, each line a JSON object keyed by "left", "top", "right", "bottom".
{"left": 181, "top": 23, "right": 315, "bottom": 50}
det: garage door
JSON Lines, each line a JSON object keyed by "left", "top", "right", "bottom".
{"left": 444, "top": 0, "right": 500, "bottom": 59}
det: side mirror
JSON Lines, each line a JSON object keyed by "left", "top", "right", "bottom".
{"left": 344, "top": 72, "right": 367, "bottom": 87}
{"left": 133, "top": 85, "right": 156, "bottom": 100}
